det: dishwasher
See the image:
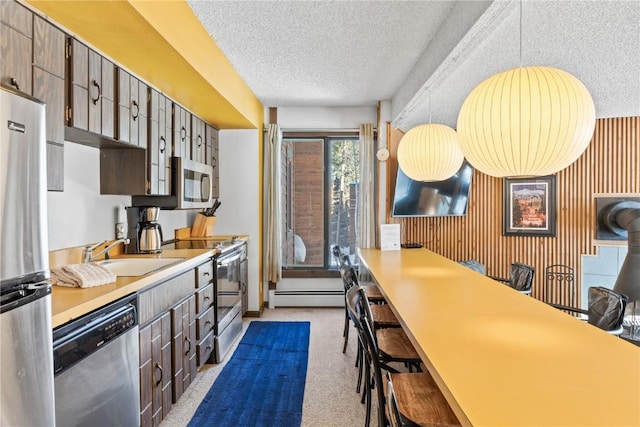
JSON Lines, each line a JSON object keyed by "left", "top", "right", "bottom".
{"left": 53, "top": 293, "right": 140, "bottom": 427}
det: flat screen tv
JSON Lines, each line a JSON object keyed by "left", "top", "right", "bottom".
{"left": 392, "top": 161, "right": 473, "bottom": 217}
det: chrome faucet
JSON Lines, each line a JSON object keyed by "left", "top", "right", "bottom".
{"left": 83, "top": 238, "right": 130, "bottom": 263}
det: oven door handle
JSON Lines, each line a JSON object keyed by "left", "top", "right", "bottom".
{"left": 217, "top": 253, "right": 241, "bottom": 266}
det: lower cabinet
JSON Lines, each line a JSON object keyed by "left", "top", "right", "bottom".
{"left": 137, "top": 260, "right": 218, "bottom": 425}
{"left": 137, "top": 269, "right": 195, "bottom": 426}
{"left": 139, "top": 312, "right": 172, "bottom": 427}
{"left": 195, "top": 259, "right": 215, "bottom": 366}
{"left": 171, "top": 295, "right": 197, "bottom": 403}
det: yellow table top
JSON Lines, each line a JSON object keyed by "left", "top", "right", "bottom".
{"left": 358, "top": 248, "right": 640, "bottom": 427}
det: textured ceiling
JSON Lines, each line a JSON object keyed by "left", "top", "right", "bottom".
{"left": 188, "top": 0, "right": 463, "bottom": 107}
{"left": 188, "top": 0, "right": 640, "bottom": 130}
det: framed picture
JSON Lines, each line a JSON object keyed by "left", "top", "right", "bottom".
{"left": 503, "top": 175, "right": 557, "bottom": 237}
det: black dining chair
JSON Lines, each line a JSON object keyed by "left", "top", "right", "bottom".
{"left": 551, "top": 286, "right": 628, "bottom": 335}
{"left": 385, "top": 371, "right": 460, "bottom": 427}
{"left": 346, "top": 286, "right": 459, "bottom": 427}
{"left": 489, "top": 262, "right": 535, "bottom": 295}
{"left": 457, "top": 259, "right": 487, "bottom": 275}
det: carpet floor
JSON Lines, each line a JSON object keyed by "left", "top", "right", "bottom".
{"left": 160, "top": 307, "right": 371, "bottom": 427}
{"left": 188, "top": 321, "right": 310, "bottom": 427}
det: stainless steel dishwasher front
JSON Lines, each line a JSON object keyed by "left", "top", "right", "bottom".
{"left": 53, "top": 294, "right": 140, "bottom": 427}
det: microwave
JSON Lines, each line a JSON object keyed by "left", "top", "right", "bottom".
{"left": 132, "top": 157, "right": 214, "bottom": 210}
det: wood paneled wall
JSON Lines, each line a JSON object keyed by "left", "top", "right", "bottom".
{"left": 386, "top": 116, "right": 639, "bottom": 306}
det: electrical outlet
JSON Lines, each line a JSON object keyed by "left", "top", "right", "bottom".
{"left": 115, "top": 222, "right": 125, "bottom": 239}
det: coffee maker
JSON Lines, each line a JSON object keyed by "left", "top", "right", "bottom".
{"left": 126, "top": 206, "right": 163, "bottom": 254}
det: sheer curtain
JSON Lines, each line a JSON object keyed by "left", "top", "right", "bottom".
{"left": 357, "top": 123, "right": 376, "bottom": 279}
{"left": 264, "top": 124, "right": 282, "bottom": 284}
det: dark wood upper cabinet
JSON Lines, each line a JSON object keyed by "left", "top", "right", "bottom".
{"left": 100, "top": 58, "right": 115, "bottom": 139}
{"left": 205, "top": 124, "right": 219, "bottom": 198}
{"left": 67, "top": 38, "right": 114, "bottom": 139}
{"left": 33, "top": 15, "right": 64, "bottom": 79}
{"left": 172, "top": 103, "right": 191, "bottom": 159}
{"left": 33, "top": 14, "right": 65, "bottom": 153}
{"left": 191, "top": 116, "right": 206, "bottom": 164}
{"left": 148, "top": 89, "right": 172, "bottom": 195}
{"left": 1, "top": 1, "right": 222, "bottom": 197}
{"left": 116, "top": 68, "right": 131, "bottom": 143}
{"left": 67, "top": 38, "right": 88, "bottom": 130}
{"left": 116, "top": 68, "right": 147, "bottom": 148}
{"left": 137, "top": 80, "right": 148, "bottom": 149}
{"left": 0, "top": 1, "right": 33, "bottom": 95}
{"left": 3, "top": 3, "right": 66, "bottom": 192}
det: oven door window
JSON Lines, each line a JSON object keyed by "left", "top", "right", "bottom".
{"left": 217, "top": 254, "right": 241, "bottom": 321}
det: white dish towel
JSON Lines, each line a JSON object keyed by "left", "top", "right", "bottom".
{"left": 51, "top": 263, "right": 116, "bottom": 288}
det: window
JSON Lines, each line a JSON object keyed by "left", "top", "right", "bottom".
{"left": 282, "top": 136, "right": 361, "bottom": 270}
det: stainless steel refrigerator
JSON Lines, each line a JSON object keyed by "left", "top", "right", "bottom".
{"left": 0, "top": 86, "right": 56, "bottom": 426}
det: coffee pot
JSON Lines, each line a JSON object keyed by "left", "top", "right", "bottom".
{"left": 126, "top": 206, "right": 163, "bottom": 254}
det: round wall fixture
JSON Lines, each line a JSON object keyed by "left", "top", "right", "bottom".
{"left": 376, "top": 147, "right": 389, "bottom": 162}
{"left": 456, "top": 66, "right": 596, "bottom": 178}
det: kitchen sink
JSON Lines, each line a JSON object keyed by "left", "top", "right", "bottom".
{"left": 96, "top": 257, "right": 185, "bottom": 276}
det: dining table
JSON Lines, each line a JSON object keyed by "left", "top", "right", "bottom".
{"left": 358, "top": 247, "right": 640, "bottom": 427}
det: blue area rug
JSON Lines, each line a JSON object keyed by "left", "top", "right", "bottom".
{"left": 188, "top": 321, "right": 310, "bottom": 427}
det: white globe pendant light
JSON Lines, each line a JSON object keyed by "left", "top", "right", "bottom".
{"left": 397, "top": 123, "right": 464, "bottom": 182}
{"left": 456, "top": 66, "right": 595, "bottom": 178}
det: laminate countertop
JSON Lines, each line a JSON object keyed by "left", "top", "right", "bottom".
{"left": 358, "top": 247, "right": 640, "bottom": 427}
{"left": 51, "top": 249, "right": 214, "bottom": 328}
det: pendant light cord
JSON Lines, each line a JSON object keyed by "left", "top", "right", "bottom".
{"left": 428, "top": 89, "right": 432, "bottom": 124}
{"left": 519, "top": 0, "right": 523, "bottom": 68}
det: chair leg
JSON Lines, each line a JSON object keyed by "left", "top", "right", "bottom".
{"left": 364, "top": 362, "right": 371, "bottom": 427}
{"left": 356, "top": 344, "right": 363, "bottom": 393}
{"left": 343, "top": 309, "right": 349, "bottom": 354}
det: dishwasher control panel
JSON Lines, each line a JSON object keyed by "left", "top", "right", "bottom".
{"left": 53, "top": 294, "right": 137, "bottom": 376}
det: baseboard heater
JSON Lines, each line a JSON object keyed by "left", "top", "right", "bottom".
{"left": 268, "top": 289, "right": 343, "bottom": 309}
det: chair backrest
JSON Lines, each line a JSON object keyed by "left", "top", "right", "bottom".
{"left": 345, "top": 286, "right": 387, "bottom": 427}
{"left": 357, "top": 288, "right": 388, "bottom": 427}
{"left": 458, "top": 259, "right": 487, "bottom": 275}
{"left": 510, "top": 263, "right": 535, "bottom": 292}
{"left": 587, "top": 286, "right": 628, "bottom": 332}
{"left": 544, "top": 264, "right": 575, "bottom": 304}
{"left": 331, "top": 245, "right": 341, "bottom": 260}
{"left": 386, "top": 372, "right": 403, "bottom": 427}
{"left": 340, "top": 266, "right": 359, "bottom": 292}
{"left": 333, "top": 245, "right": 356, "bottom": 273}
{"left": 345, "top": 285, "right": 363, "bottom": 326}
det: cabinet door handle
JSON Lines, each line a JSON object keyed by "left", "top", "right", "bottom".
{"left": 197, "top": 135, "right": 203, "bottom": 147}
{"left": 159, "top": 136, "right": 166, "bottom": 153}
{"left": 205, "top": 320, "right": 211, "bottom": 327}
{"left": 154, "top": 363, "right": 163, "bottom": 386}
{"left": 184, "top": 336, "right": 191, "bottom": 354}
{"left": 180, "top": 126, "right": 186, "bottom": 142}
{"left": 90, "top": 79, "right": 101, "bottom": 105}
{"left": 132, "top": 100, "right": 139, "bottom": 120}
{"left": 9, "top": 78, "right": 20, "bottom": 91}
{"left": 203, "top": 272, "right": 210, "bottom": 277}
{"left": 204, "top": 295, "right": 210, "bottom": 301}
{"left": 212, "top": 157, "right": 217, "bottom": 168}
